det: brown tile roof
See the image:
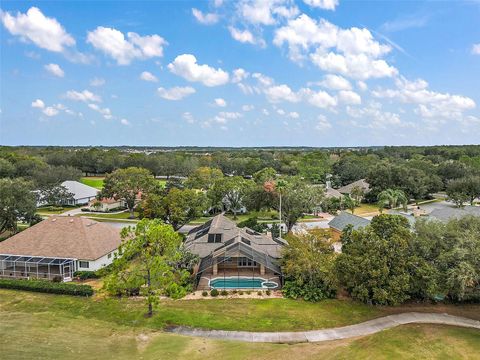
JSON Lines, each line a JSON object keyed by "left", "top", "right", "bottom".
{"left": 0, "top": 216, "right": 122, "bottom": 260}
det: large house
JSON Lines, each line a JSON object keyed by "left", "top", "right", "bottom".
{"left": 61, "top": 180, "right": 99, "bottom": 205}
{"left": 185, "top": 214, "right": 286, "bottom": 290}
{"left": 0, "top": 216, "right": 121, "bottom": 281}
{"left": 337, "top": 179, "right": 370, "bottom": 196}
{"left": 428, "top": 205, "right": 480, "bottom": 222}
{"left": 328, "top": 211, "right": 371, "bottom": 241}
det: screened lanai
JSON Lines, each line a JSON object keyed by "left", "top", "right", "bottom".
{"left": 0, "top": 255, "right": 75, "bottom": 281}
{"left": 195, "top": 239, "right": 283, "bottom": 290}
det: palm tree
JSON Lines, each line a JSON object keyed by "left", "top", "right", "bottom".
{"left": 377, "top": 189, "right": 408, "bottom": 213}
{"left": 342, "top": 195, "right": 357, "bottom": 214}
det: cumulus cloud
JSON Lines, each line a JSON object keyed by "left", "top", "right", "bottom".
{"left": 120, "top": 118, "right": 130, "bottom": 126}
{"left": 338, "top": 90, "right": 361, "bottom": 105}
{"left": 472, "top": 43, "right": 480, "bottom": 55}
{"left": 88, "top": 103, "right": 112, "bottom": 119}
{"left": 31, "top": 99, "right": 45, "bottom": 108}
{"left": 44, "top": 63, "right": 64, "bottom": 77}
{"left": 192, "top": 8, "right": 219, "bottom": 25}
{"left": 90, "top": 77, "right": 105, "bottom": 87}
{"left": 242, "top": 104, "right": 254, "bottom": 111}
{"left": 264, "top": 84, "right": 301, "bottom": 103}
{"left": 372, "top": 77, "right": 476, "bottom": 120}
{"left": 315, "top": 115, "right": 332, "bottom": 130}
{"left": 232, "top": 68, "right": 249, "bottom": 83}
{"left": 157, "top": 86, "right": 196, "bottom": 100}
{"left": 168, "top": 54, "right": 229, "bottom": 86}
{"left": 87, "top": 26, "right": 167, "bottom": 65}
{"left": 139, "top": 71, "right": 158, "bottom": 82}
{"left": 42, "top": 106, "right": 59, "bottom": 117}
{"left": 183, "top": 112, "right": 195, "bottom": 123}
{"left": 288, "top": 111, "right": 300, "bottom": 118}
{"left": 214, "top": 98, "right": 227, "bottom": 107}
{"left": 1, "top": 7, "right": 75, "bottom": 52}
{"left": 238, "top": 0, "right": 299, "bottom": 25}
{"left": 303, "top": 0, "right": 339, "bottom": 10}
{"left": 300, "top": 88, "right": 337, "bottom": 108}
{"left": 274, "top": 14, "right": 397, "bottom": 79}
{"left": 229, "top": 27, "right": 265, "bottom": 46}
{"left": 319, "top": 74, "right": 351, "bottom": 90}
{"left": 65, "top": 90, "right": 102, "bottom": 103}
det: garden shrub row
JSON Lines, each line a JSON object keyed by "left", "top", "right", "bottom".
{"left": 0, "top": 278, "right": 94, "bottom": 296}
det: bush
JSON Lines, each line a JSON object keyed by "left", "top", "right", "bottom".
{"left": 257, "top": 291, "right": 263, "bottom": 296}
{"left": 246, "top": 290, "right": 251, "bottom": 295}
{"left": 232, "top": 289, "right": 238, "bottom": 294}
{"left": 0, "top": 279, "right": 93, "bottom": 297}
{"left": 266, "top": 290, "right": 271, "bottom": 296}
{"left": 202, "top": 291, "right": 208, "bottom": 297}
{"left": 220, "top": 290, "right": 228, "bottom": 296}
{"left": 210, "top": 289, "right": 219, "bottom": 297}
{"left": 52, "top": 276, "right": 62, "bottom": 283}
{"left": 74, "top": 271, "right": 99, "bottom": 280}
{"left": 238, "top": 291, "right": 244, "bottom": 295}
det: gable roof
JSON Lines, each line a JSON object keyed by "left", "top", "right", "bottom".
{"left": 185, "top": 214, "right": 286, "bottom": 259}
{"left": 429, "top": 205, "right": 480, "bottom": 222}
{"left": 337, "top": 179, "right": 370, "bottom": 195}
{"left": 0, "top": 216, "right": 121, "bottom": 260}
{"left": 325, "top": 187, "right": 343, "bottom": 199}
{"left": 61, "top": 180, "right": 99, "bottom": 200}
{"left": 328, "top": 212, "right": 371, "bottom": 231}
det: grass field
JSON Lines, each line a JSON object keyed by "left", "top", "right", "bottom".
{"left": 1, "top": 290, "right": 479, "bottom": 359}
{"left": 80, "top": 176, "right": 105, "bottom": 189}
{"left": 76, "top": 211, "right": 139, "bottom": 220}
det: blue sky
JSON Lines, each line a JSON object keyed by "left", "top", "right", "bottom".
{"left": 1, "top": 0, "right": 479, "bottom": 147}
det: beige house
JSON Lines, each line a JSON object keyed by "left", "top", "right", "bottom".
{"left": 88, "top": 197, "right": 126, "bottom": 212}
{"left": 0, "top": 216, "right": 121, "bottom": 281}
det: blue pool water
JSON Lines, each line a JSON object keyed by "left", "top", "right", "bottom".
{"left": 209, "top": 277, "right": 278, "bottom": 289}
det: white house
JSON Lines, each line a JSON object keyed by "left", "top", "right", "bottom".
{"left": 61, "top": 180, "right": 99, "bottom": 205}
{"left": 0, "top": 216, "right": 122, "bottom": 281}
{"left": 87, "top": 197, "right": 126, "bottom": 212}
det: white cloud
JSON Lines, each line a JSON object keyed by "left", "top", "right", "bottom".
{"left": 242, "top": 104, "right": 254, "bottom": 111}
{"left": 192, "top": 8, "right": 219, "bottom": 25}
{"left": 183, "top": 112, "right": 195, "bottom": 123}
{"left": 301, "top": 88, "right": 337, "bottom": 108}
{"left": 264, "top": 84, "right": 300, "bottom": 103}
{"left": 229, "top": 26, "right": 264, "bottom": 46}
{"left": 139, "top": 71, "right": 158, "bottom": 82}
{"left": 90, "top": 77, "right": 105, "bottom": 87}
{"left": 31, "top": 99, "right": 45, "bottom": 108}
{"left": 262, "top": 108, "right": 270, "bottom": 116}
{"left": 1, "top": 7, "right": 75, "bottom": 52}
{"left": 372, "top": 77, "right": 476, "bottom": 120}
{"left": 168, "top": 54, "right": 229, "bottom": 86}
{"left": 277, "top": 109, "right": 286, "bottom": 115}
{"left": 357, "top": 81, "right": 368, "bottom": 91}
{"left": 252, "top": 72, "right": 274, "bottom": 87}
{"left": 44, "top": 63, "right": 64, "bottom": 77}
{"left": 303, "top": 0, "right": 339, "bottom": 10}
{"left": 42, "top": 106, "right": 59, "bottom": 117}
{"left": 288, "top": 111, "right": 299, "bottom": 118}
{"left": 315, "top": 115, "right": 332, "bottom": 130}
{"left": 157, "top": 86, "right": 196, "bottom": 100}
{"left": 214, "top": 98, "right": 227, "bottom": 107}
{"left": 338, "top": 90, "right": 361, "bottom": 105}
{"left": 120, "top": 118, "right": 130, "bottom": 126}
{"left": 472, "top": 43, "right": 480, "bottom": 55}
{"left": 319, "top": 74, "right": 351, "bottom": 90}
{"left": 238, "top": 0, "right": 299, "bottom": 25}
{"left": 88, "top": 103, "right": 112, "bottom": 119}
{"left": 87, "top": 27, "right": 167, "bottom": 65}
{"left": 232, "top": 68, "right": 249, "bottom": 83}
{"left": 65, "top": 90, "right": 102, "bottom": 103}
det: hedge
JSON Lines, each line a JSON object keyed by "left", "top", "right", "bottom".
{"left": 0, "top": 278, "right": 94, "bottom": 297}
{"left": 73, "top": 271, "right": 99, "bottom": 280}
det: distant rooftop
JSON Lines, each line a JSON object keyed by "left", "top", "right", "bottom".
{"left": 328, "top": 212, "right": 371, "bottom": 231}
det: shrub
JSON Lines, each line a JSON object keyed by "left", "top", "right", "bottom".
{"left": 246, "top": 290, "right": 251, "bottom": 295}
{"left": 238, "top": 291, "right": 244, "bottom": 295}
{"left": 52, "top": 276, "right": 62, "bottom": 283}
{"left": 74, "top": 271, "right": 99, "bottom": 280}
{"left": 266, "top": 290, "right": 271, "bottom": 296}
{"left": 210, "top": 289, "right": 219, "bottom": 297}
{"left": 232, "top": 289, "right": 238, "bottom": 294}
{"left": 220, "top": 290, "right": 228, "bottom": 296}
{"left": 202, "top": 291, "right": 208, "bottom": 297}
{"left": 257, "top": 291, "right": 263, "bottom": 296}
{"left": 0, "top": 279, "right": 93, "bottom": 297}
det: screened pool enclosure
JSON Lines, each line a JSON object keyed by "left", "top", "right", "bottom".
{"left": 0, "top": 254, "right": 75, "bottom": 281}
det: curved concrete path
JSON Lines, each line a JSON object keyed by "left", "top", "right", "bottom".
{"left": 166, "top": 312, "right": 480, "bottom": 343}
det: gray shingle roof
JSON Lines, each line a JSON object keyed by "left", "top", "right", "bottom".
{"left": 429, "top": 205, "right": 480, "bottom": 222}
{"left": 328, "top": 212, "right": 371, "bottom": 231}
{"left": 185, "top": 214, "right": 286, "bottom": 259}
{"left": 337, "top": 179, "right": 370, "bottom": 195}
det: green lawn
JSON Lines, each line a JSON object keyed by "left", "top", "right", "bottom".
{"left": 76, "top": 211, "right": 139, "bottom": 220}
{"left": 1, "top": 290, "right": 479, "bottom": 360}
{"left": 36, "top": 206, "right": 74, "bottom": 215}
{"left": 80, "top": 176, "right": 105, "bottom": 189}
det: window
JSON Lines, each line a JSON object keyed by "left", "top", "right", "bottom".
{"left": 208, "top": 233, "right": 222, "bottom": 243}
{"left": 238, "top": 257, "right": 256, "bottom": 267}
{"left": 79, "top": 261, "right": 89, "bottom": 269}
{"left": 107, "top": 253, "right": 112, "bottom": 259}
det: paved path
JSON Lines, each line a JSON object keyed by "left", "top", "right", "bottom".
{"left": 166, "top": 312, "right": 480, "bottom": 343}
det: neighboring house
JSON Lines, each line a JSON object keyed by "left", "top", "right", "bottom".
{"left": 0, "top": 216, "right": 121, "bottom": 281}
{"left": 328, "top": 211, "right": 371, "bottom": 241}
{"left": 88, "top": 197, "right": 126, "bottom": 212}
{"left": 337, "top": 179, "right": 370, "bottom": 195}
{"left": 185, "top": 214, "right": 286, "bottom": 290}
{"left": 325, "top": 187, "right": 343, "bottom": 199}
{"left": 61, "top": 180, "right": 99, "bottom": 205}
{"left": 428, "top": 205, "right": 480, "bottom": 222}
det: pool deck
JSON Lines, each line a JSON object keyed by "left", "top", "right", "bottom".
{"left": 197, "top": 269, "right": 281, "bottom": 290}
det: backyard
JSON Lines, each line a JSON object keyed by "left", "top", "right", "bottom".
{"left": 1, "top": 290, "right": 479, "bottom": 359}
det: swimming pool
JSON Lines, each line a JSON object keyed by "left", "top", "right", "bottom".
{"left": 209, "top": 277, "right": 278, "bottom": 289}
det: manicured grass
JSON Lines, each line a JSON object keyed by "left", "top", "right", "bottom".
{"left": 1, "top": 290, "right": 479, "bottom": 359}
{"left": 348, "top": 203, "right": 380, "bottom": 215}
{"left": 36, "top": 206, "right": 71, "bottom": 215}
{"left": 80, "top": 176, "right": 105, "bottom": 189}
